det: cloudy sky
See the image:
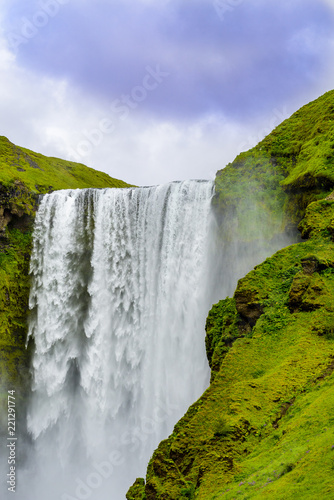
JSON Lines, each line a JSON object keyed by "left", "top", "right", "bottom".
{"left": 0, "top": 0, "right": 334, "bottom": 186}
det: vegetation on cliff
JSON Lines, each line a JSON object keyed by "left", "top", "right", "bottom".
{"left": 0, "top": 135, "right": 129, "bottom": 192}
{"left": 127, "top": 90, "right": 334, "bottom": 499}
{"left": 0, "top": 135, "right": 131, "bottom": 430}
{"left": 214, "top": 89, "right": 334, "bottom": 242}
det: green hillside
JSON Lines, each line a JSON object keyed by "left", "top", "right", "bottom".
{"left": 0, "top": 135, "right": 130, "bottom": 192}
{"left": 127, "top": 91, "right": 334, "bottom": 499}
{"left": 214, "top": 90, "right": 334, "bottom": 242}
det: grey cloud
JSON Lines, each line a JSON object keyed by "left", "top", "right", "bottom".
{"left": 2, "top": 0, "right": 334, "bottom": 122}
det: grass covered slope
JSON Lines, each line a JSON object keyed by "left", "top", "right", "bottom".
{"left": 0, "top": 135, "right": 130, "bottom": 192}
{"left": 0, "top": 135, "right": 132, "bottom": 232}
{"left": 214, "top": 89, "right": 334, "bottom": 241}
{"left": 127, "top": 91, "right": 334, "bottom": 499}
{"left": 0, "top": 136, "right": 131, "bottom": 431}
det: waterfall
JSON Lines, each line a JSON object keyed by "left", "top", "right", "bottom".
{"left": 20, "top": 180, "right": 220, "bottom": 500}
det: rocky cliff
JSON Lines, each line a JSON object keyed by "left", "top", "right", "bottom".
{"left": 127, "top": 91, "right": 334, "bottom": 499}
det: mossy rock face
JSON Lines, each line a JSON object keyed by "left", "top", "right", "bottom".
{"left": 127, "top": 90, "right": 334, "bottom": 499}
{"left": 299, "top": 198, "right": 334, "bottom": 240}
{"left": 234, "top": 283, "right": 265, "bottom": 328}
{"left": 126, "top": 478, "right": 146, "bottom": 500}
{"left": 205, "top": 298, "right": 243, "bottom": 378}
{"left": 288, "top": 271, "right": 327, "bottom": 312}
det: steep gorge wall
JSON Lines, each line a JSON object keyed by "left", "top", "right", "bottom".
{"left": 127, "top": 91, "right": 334, "bottom": 499}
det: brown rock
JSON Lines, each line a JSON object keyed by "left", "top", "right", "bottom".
{"left": 234, "top": 288, "right": 264, "bottom": 326}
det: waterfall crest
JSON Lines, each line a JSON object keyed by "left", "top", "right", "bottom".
{"left": 24, "top": 180, "right": 218, "bottom": 499}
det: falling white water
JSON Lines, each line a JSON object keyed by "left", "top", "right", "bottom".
{"left": 19, "top": 180, "right": 221, "bottom": 500}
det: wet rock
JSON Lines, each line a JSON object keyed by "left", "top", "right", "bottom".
{"left": 0, "top": 207, "right": 12, "bottom": 232}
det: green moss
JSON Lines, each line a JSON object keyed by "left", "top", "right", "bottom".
{"left": 213, "top": 417, "right": 233, "bottom": 438}
{"left": 126, "top": 478, "right": 146, "bottom": 500}
{"left": 0, "top": 228, "right": 33, "bottom": 433}
{"left": 0, "top": 135, "right": 133, "bottom": 193}
{"left": 214, "top": 90, "right": 334, "bottom": 241}
{"left": 205, "top": 298, "right": 241, "bottom": 378}
{"left": 0, "top": 229, "right": 32, "bottom": 345}
{"left": 299, "top": 198, "right": 334, "bottom": 239}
